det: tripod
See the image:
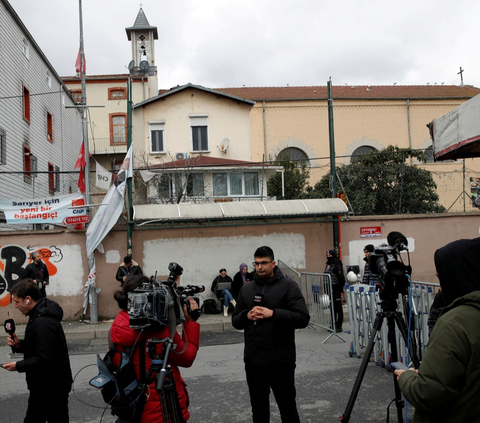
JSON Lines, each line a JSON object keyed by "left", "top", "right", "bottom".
{"left": 340, "top": 298, "right": 420, "bottom": 423}
{"left": 145, "top": 338, "right": 185, "bottom": 423}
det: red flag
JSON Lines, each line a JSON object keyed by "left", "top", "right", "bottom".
{"left": 75, "top": 143, "right": 86, "bottom": 169}
{"left": 78, "top": 168, "right": 85, "bottom": 194}
{"left": 75, "top": 49, "right": 86, "bottom": 74}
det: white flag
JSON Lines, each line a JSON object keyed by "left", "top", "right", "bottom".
{"left": 95, "top": 163, "right": 112, "bottom": 190}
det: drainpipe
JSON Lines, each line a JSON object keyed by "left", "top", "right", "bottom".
{"left": 263, "top": 101, "right": 267, "bottom": 160}
{"left": 407, "top": 99, "right": 412, "bottom": 165}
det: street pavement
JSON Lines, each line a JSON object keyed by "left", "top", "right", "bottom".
{"left": 0, "top": 311, "right": 415, "bottom": 423}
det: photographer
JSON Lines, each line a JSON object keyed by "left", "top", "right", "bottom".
{"left": 110, "top": 274, "right": 200, "bottom": 423}
{"left": 24, "top": 251, "right": 49, "bottom": 297}
{"left": 394, "top": 237, "right": 480, "bottom": 422}
{"left": 324, "top": 249, "right": 346, "bottom": 332}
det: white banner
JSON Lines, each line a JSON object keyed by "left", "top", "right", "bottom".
{"left": 95, "top": 163, "right": 112, "bottom": 190}
{"left": 0, "top": 193, "right": 88, "bottom": 225}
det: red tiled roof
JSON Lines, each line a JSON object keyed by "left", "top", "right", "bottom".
{"left": 159, "top": 85, "right": 480, "bottom": 101}
{"left": 144, "top": 155, "right": 274, "bottom": 169}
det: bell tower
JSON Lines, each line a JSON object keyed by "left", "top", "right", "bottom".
{"left": 125, "top": 7, "right": 158, "bottom": 97}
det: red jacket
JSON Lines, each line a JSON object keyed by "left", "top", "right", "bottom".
{"left": 110, "top": 310, "right": 200, "bottom": 422}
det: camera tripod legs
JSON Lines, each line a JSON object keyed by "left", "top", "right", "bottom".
{"left": 339, "top": 310, "right": 420, "bottom": 423}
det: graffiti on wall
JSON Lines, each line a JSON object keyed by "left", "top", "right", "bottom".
{"left": 0, "top": 245, "right": 63, "bottom": 306}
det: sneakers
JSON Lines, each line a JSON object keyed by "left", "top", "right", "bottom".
{"left": 231, "top": 299, "right": 237, "bottom": 307}
{"left": 223, "top": 306, "right": 228, "bottom": 317}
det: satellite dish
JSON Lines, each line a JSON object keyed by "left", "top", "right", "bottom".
{"left": 139, "top": 60, "right": 150, "bottom": 71}
{"left": 218, "top": 138, "right": 230, "bottom": 153}
{"left": 128, "top": 60, "right": 135, "bottom": 71}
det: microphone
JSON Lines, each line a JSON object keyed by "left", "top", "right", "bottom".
{"left": 4, "top": 319, "right": 16, "bottom": 354}
{"left": 387, "top": 231, "right": 408, "bottom": 251}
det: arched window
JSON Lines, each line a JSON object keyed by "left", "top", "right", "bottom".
{"left": 277, "top": 147, "right": 309, "bottom": 164}
{"left": 352, "top": 146, "right": 377, "bottom": 161}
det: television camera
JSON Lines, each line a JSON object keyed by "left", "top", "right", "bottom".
{"left": 368, "top": 231, "right": 412, "bottom": 301}
{"left": 127, "top": 262, "right": 204, "bottom": 331}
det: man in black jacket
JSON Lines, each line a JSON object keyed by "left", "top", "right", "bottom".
{"left": 3, "top": 279, "right": 72, "bottom": 422}
{"left": 232, "top": 246, "right": 310, "bottom": 423}
{"left": 24, "top": 251, "right": 49, "bottom": 297}
{"left": 115, "top": 255, "right": 143, "bottom": 286}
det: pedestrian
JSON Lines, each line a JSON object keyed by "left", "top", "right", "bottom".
{"left": 3, "top": 278, "right": 73, "bottom": 422}
{"left": 362, "top": 244, "right": 380, "bottom": 285}
{"left": 116, "top": 255, "right": 143, "bottom": 286}
{"left": 111, "top": 272, "right": 200, "bottom": 422}
{"left": 24, "top": 251, "right": 49, "bottom": 297}
{"left": 394, "top": 237, "right": 480, "bottom": 422}
{"left": 325, "top": 249, "right": 346, "bottom": 332}
{"left": 232, "top": 246, "right": 310, "bottom": 423}
{"left": 211, "top": 268, "right": 235, "bottom": 317}
{"left": 232, "top": 263, "right": 253, "bottom": 300}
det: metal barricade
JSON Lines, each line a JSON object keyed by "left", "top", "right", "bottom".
{"left": 345, "top": 280, "right": 439, "bottom": 368}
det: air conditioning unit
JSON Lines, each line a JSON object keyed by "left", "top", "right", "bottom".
{"left": 175, "top": 152, "right": 189, "bottom": 160}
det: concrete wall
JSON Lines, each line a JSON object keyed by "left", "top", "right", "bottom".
{"left": 0, "top": 213, "right": 478, "bottom": 323}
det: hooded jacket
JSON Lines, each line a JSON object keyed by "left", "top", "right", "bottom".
{"left": 232, "top": 267, "right": 310, "bottom": 366}
{"left": 398, "top": 237, "right": 480, "bottom": 422}
{"left": 232, "top": 263, "right": 253, "bottom": 300}
{"left": 15, "top": 298, "right": 72, "bottom": 392}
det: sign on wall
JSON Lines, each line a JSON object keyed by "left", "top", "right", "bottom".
{"left": 360, "top": 226, "right": 382, "bottom": 237}
{"left": 0, "top": 193, "right": 88, "bottom": 225}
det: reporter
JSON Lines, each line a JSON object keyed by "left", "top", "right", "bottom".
{"left": 395, "top": 237, "right": 480, "bottom": 423}
{"left": 111, "top": 274, "right": 200, "bottom": 422}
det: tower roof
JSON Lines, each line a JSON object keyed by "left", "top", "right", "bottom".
{"left": 125, "top": 8, "right": 158, "bottom": 40}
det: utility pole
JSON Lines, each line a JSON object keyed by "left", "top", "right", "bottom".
{"left": 327, "top": 78, "right": 340, "bottom": 254}
{"left": 126, "top": 75, "right": 133, "bottom": 255}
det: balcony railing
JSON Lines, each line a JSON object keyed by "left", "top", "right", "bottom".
{"left": 89, "top": 138, "right": 127, "bottom": 155}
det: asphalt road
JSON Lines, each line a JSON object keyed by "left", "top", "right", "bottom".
{"left": 0, "top": 329, "right": 414, "bottom": 423}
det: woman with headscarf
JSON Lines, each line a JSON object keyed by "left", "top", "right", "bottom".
{"left": 232, "top": 263, "right": 253, "bottom": 300}
{"left": 324, "top": 249, "right": 346, "bottom": 332}
{"left": 395, "top": 237, "right": 480, "bottom": 422}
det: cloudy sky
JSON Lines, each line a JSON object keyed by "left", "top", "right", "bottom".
{"left": 8, "top": 0, "right": 480, "bottom": 89}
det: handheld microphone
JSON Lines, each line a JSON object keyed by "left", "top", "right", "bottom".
{"left": 387, "top": 231, "right": 408, "bottom": 251}
{"left": 4, "top": 319, "right": 16, "bottom": 354}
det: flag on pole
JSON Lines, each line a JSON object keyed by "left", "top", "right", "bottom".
{"left": 95, "top": 163, "right": 112, "bottom": 190}
{"left": 75, "top": 48, "right": 86, "bottom": 75}
{"left": 75, "top": 142, "right": 86, "bottom": 169}
{"left": 78, "top": 168, "right": 85, "bottom": 194}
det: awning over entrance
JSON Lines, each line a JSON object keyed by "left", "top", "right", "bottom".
{"left": 134, "top": 198, "right": 349, "bottom": 226}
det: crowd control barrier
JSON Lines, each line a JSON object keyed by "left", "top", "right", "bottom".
{"left": 345, "top": 280, "right": 439, "bottom": 368}
{"left": 278, "top": 260, "right": 345, "bottom": 344}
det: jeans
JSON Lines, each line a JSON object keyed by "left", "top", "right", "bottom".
{"left": 221, "top": 289, "right": 233, "bottom": 307}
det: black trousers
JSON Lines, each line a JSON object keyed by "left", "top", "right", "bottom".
{"left": 245, "top": 362, "right": 300, "bottom": 423}
{"left": 333, "top": 292, "right": 343, "bottom": 329}
{"left": 25, "top": 389, "right": 70, "bottom": 423}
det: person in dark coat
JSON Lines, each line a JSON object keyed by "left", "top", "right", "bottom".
{"left": 232, "top": 263, "right": 253, "bottom": 300}
{"left": 325, "top": 249, "right": 346, "bottom": 332}
{"left": 232, "top": 246, "right": 310, "bottom": 423}
{"left": 362, "top": 244, "right": 380, "bottom": 285}
{"left": 211, "top": 268, "right": 235, "bottom": 316}
{"left": 24, "top": 251, "right": 49, "bottom": 297}
{"left": 3, "top": 278, "right": 72, "bottom": 422}
{"left": 116, "top": 255, "right": 143, "bottom": 286}
{"left": 395, "top": 237, "right": 480, "bottom": 423}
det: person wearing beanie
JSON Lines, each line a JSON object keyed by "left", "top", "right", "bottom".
{"left": 325, "top": 249, "right": 346, "bottom": 332}
{"left": 395, "top": 237, "right": 480, "bottom": 422}
{"left": 362, "top": 244, "right": 380, "bottom": 285}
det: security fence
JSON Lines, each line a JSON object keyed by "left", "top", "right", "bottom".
{"left": 345, "top": 281, "right": 439, "bottom": 369}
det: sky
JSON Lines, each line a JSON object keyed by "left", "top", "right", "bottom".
{"left": 7, "top": 0, "right": 480, "bottom": 90}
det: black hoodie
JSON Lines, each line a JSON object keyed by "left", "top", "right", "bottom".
{"left": 15, "top": 298, "right": 72, "bottom": 392}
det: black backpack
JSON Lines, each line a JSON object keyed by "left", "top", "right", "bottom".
{"left": 201, "top": 299, "right": 220, "bottom": 314}
{"left": 90, "top": 342, "right": 146, "bottom": 422}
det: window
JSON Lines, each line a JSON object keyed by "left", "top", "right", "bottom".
{"left": 23, "top": 145, "right": 31, "bottom": 183}
{"left": 55, "top": 165, "right": 60, "bottom": 192}
{"left": 108, "top": 87, "right": 127, "bottom": 100}
{"left": 0, "top": 128, "right": 6, "bottom": 165}
{"left": 46, "top": 111, "right": 53, "bottom": 142}
{"left": 70, "top": 89, "right": 82, "bottom": 104}
{"left": 48, "top": 163, "right": 55, "bottom": 194}
{"left": 109, "top": 113, "right": 127, "bottom": 144}
{"left": 157, "top": 172, "right": 204, "bottom": 200}
{"left": 352, "top": 146, "right": 377, "bottom": 161}
{"left": 22, "top": 38, "right": 30, "bottom": 59}
{"left": 149, "top": 122, "right": 165, "bottom": 153}
{"left": 213, "top": 172, "right": 259, "bottom": 197}
{"left": 190, "top": 116, "right": 208, "bottom": 151}
{"left": 46, "top": 71, "right": 52, "bottom": 88}
{"left": 277, "top": 147, "right": 309, "bottom": 164}
{"left": 23, "top": 85, "right": 30, "bottom": 122}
